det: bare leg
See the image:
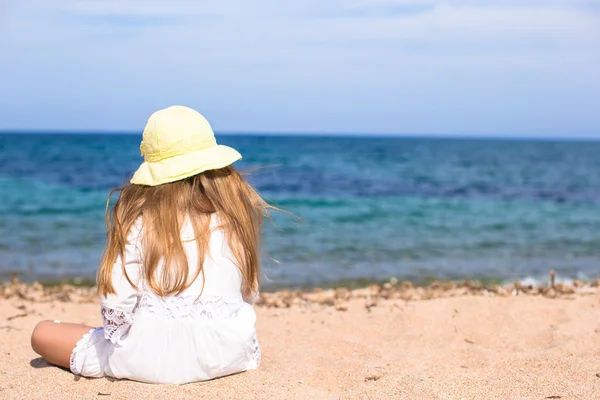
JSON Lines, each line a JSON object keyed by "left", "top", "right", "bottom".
{"left": 31, "top": 320, "right": 95, "bottom": 369}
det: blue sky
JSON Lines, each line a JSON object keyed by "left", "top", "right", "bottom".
{"left": 1, "top": 0, "right": 599, "bottom": 137}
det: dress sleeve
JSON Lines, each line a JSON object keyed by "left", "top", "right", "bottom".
{"left": 100, "top": 220, "right": 143, "bottom": 344}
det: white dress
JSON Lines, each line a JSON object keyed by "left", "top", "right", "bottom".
{"left": 70, "top": 215, "right": 261, "bottom": 384}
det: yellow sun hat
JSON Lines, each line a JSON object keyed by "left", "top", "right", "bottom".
{"left": 130, "top": 105, "right": 242, "bottom": 186}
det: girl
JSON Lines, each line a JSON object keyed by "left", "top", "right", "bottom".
{"left": 30, "top": 105, "right": 267, "bottom": 384}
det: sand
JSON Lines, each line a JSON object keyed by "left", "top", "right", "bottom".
{"left": 1, "top": 281, "right": 600, "bottom": 400}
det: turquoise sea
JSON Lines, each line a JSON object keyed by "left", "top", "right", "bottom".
{"left": 1, "top": 133, "right": 600, "bottom": 288}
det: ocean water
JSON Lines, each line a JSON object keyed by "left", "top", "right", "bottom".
{"left": 1, "top": 133, "right": 600, "bottom": 288}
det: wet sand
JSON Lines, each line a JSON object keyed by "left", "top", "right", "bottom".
{"left": 1, "top": 279, "right": 600, "bottom": 399}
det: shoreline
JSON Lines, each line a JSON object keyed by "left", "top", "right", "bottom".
{"left": 2, "top": 271, "right": 598, "bottom": 308}
{"left": 3, "top": 267, "right": 595, "bottom": 292}
{"left": 1, "top": 268, "right": 596, "bottom": 291}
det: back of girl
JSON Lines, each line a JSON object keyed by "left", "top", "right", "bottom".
{"left": 30, "top": 106, "right": 267, "bottom": 384}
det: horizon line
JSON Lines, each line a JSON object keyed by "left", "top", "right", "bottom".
{"left": 1, "top": 129, "right": 600, "bottom": 143}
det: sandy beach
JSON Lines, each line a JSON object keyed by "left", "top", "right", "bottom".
{"left": 1, "top": 279, "right": 600, "bottom": 400}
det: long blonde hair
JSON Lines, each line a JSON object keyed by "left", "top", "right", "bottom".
{"left": 97, "top": 166, "right": 269, "bottom": 298}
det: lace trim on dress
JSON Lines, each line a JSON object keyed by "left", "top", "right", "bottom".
{"left": 138, "top": 292, "right": 243, "bottom": 320}
{"left": 100, "top": 305, "right": 135, "bottom": 344}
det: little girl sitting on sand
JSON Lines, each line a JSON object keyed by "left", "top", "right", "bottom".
{"left": 30, "top": 106, "right": 267, "bottom": 384}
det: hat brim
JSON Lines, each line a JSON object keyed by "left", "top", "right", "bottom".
{"left": 130, "top": 145, "right": 242, "bottom": 186}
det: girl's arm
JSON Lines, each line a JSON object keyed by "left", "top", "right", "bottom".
{"left": 99, "top": 222, "right": 143, "bottom": 344}
{"left": 243, "top": 288, "right": 259, "bottom": 304}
